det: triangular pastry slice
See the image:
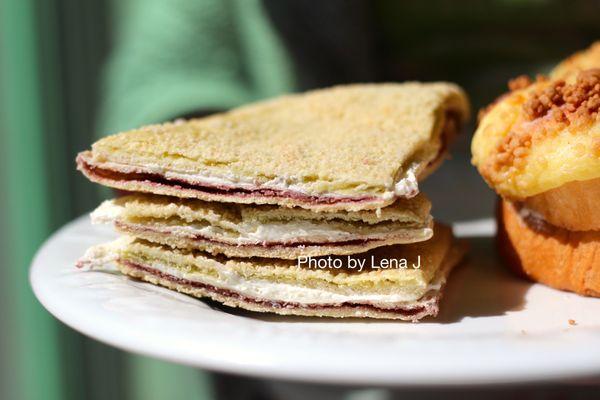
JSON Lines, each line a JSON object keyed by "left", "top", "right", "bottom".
{"left": 78, "top": 83, "right": 469, "bottom": 211}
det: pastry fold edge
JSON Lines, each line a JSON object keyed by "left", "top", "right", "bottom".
{"left": 91, "top": 194, "right": 434, "bottom": 259}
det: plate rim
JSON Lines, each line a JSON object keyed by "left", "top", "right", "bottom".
{"left": 30, "top": 215, "right": 600, "bottom": 386}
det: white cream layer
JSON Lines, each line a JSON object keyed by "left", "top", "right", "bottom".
{"left": 90, "top": 157, "right": 420, "bottom": 201}
{"left": 92, "top": 200, "right": 432, "bottom": 245}
{"left": 78, "top": 240, "right": 446, "bottom": 305}
{"left": 140, "top": 259, "right": 444, "bottom": 305}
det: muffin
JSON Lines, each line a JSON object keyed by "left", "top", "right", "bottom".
{"left": 472, "top": 42, "right": 600, "bottom": 296}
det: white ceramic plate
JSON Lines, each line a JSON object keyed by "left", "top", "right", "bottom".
{"left": 31, "top": 216, "right": 600, "bottom": 386}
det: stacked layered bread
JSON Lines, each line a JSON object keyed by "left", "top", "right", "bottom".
{"left": 472, "top": 42, "right": 600, "bottom": 296}
{"left": 78, "top": 83, "right": 470, "bottom": 320}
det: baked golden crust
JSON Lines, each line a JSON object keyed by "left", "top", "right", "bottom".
{"left": 497, "top": 200, "right": 600, "bottom": 297}
{"left": 472, "top": 68, "right": 600, "bottom": 200}
{"left": 80, "top": 83, "right": 469, "bottom": 211}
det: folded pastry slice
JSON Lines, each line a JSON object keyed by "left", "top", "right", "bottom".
{"left": 80, "top": 224, "right": 464, "bottom": 321}
{"left": 91, "top": 193, "right": 433, "bottom": 259}
{"left": 77, "top": 83, "right": 469, "bottom": 211}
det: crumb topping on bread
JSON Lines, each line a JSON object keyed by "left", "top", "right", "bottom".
{"left": 486, "top": 70, "right": 600, "bottom": 187}
{"left": 508, "top": 75, "right": 535, "bottom": 91}
{"left": 472, "top": 43, "right": 600, "bottom": 199}
{"left": 524, "top": 69, "right": 600, "bottom": 123}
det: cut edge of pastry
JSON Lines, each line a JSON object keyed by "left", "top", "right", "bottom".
{"left": 112, "top": 219, "right": 434, "bottom": 259}
{"left": 114, "top": 250, "right": 453, "bottom": 321}
{"left": 77, "top": 224, "right": 467, "bottom": 321}
{"left": 114, "top": 238, "right": 466, "bottom": 321}
{"left": 91, "top": 194, "right": 435, "bottom": 259}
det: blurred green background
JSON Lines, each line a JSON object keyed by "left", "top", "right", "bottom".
{"left": 1, "top": 1, "right": 599, "bottom": 399}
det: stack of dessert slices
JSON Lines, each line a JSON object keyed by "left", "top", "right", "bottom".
{"left": 77, "top": 83, "right": 470, "bottom": 321}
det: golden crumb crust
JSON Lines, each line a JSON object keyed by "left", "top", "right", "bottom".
{"left": 472, "top": 44, "right": 600, "bottom": 199}
{"left": 83, "top": 83, "right": 469, "bottom": 210}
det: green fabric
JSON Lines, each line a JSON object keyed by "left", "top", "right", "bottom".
{"left": 99, "top": 0, "right": 295, "bottom": 135}
{"left": 0, "top": 0, "right": 293, "bottom": 399}
{"left": 0, "top": 1, "right": 64, "bottom": 400}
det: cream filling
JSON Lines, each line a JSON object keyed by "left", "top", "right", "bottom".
{"left": 141, "top": 259, "right": 443, "bottom": 305}
{"left": 91, "top": 201, "right": 123, "bottom": 224}
{"left": 187, "top": 222, "right": 368, "bottom": 243}
{"left": 77, "top": 240, "right": 445, "bottom": 305}
{"left": 149, "top": 223, "right": 431, "bottom": 245}
{"left": 91, "top": 201, "right": 432, "bottom": 245}
{"left": 90, "top": 157, "right": 420, "bottom": 200}
{"left": 391, "top": 163, "right": 420, "bottom": 199}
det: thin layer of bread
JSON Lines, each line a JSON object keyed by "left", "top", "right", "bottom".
{"left": 100, "top": 193, "right": 432, "bottom": 226}
{"left": 116, "top": 253, "right": 459, "bottom": 321}
{"left": 78, "top": 83, "right": 469, "bottom": 211}
{"left": 112, "top": 221, "right": 433, "bottom": 259}
{"left": 91, "top": 193, "right": 433, "bottom": 258}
